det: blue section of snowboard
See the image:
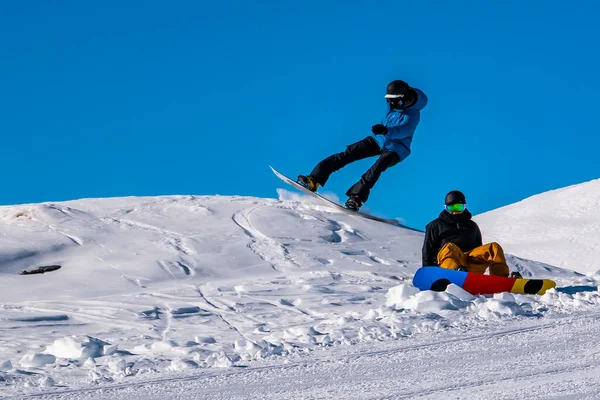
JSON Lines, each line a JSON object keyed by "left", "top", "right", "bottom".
{"left": 412, "top": 266, "right": 468, "bottom": 291}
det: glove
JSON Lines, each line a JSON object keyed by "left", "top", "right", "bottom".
{"left": 371, "top": 124, "right": 387, "bottom": 135}
{"left": 510, "top": 271, "right": 523, "bottom": 279}
{"left": 456, "top": 266, "right": 468, "bottom": 272}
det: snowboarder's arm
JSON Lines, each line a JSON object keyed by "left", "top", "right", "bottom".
{"left": 385, "top": 113, "right": 412, "bottom": 139}
{"left": 422, "top": 223, "right": 440, "bottom": 266}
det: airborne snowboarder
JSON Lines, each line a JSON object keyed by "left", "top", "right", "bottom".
{"left": 422, "top": 190, "right": 522, "bottom": 278}
{"left": 296, "top": 80, "right": 428, "bottom": 211}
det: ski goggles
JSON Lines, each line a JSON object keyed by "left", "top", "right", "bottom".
{"left": 386, "top": 97, "right": 403, "bottom": 105}
{"left": 445, "top": 203, "right": 466, "bottom": 213}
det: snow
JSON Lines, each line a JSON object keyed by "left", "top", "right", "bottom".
{"left": 45, "top": 336, "right": 109, "bottom": 359}
{"left": 475, "top": 178, "right": 600, "bottom": 273}
{"left": 0, "top": 180, "right": 599, "bottom": 398}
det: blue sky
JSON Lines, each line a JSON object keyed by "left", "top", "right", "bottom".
{"left": 1, "top": 1, "right": 599, "bottom": 229}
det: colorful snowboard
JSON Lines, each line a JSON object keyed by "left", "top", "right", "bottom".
{"left": 412, "top": 266, "right": 556, "bottom": 295}
{"left": 271, "top": 166, "right": 421, "bottom": 231}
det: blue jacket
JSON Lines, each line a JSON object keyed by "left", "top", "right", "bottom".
{"left": 372, "top": 88, "right": 428, "bottom": 160}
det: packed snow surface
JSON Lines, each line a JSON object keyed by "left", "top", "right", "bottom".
{"left": 0, "top": 182, "right": 599, "bottom": 398}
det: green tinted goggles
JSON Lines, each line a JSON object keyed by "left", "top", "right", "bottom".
{"left": 445, "top": 203, "right": 466, "bottom": 213}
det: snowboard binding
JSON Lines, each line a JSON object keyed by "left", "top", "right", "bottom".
{"left": 344, "top": 196, "right": 363, "bottom": 211}
{"left": 297, "top": 175, "right": 319, "bottom": 192}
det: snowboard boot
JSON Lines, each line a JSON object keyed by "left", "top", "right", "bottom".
{"left": 344, "top": 196, "right": 363, "bottom": 211}
{"left": 297, "top": 175, "right": 319, "bottom": 192}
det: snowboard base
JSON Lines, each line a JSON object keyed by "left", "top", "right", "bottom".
{"left": 270, "top": 166, "right": 420, "bottom": 231}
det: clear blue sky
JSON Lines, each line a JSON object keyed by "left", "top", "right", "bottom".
{"left": 1, "top": 1, "right": 599, "bottom": 229}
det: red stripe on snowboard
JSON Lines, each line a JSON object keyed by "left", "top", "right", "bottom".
{"left": 462, "top": 274, "right": 516, "bottom": 295}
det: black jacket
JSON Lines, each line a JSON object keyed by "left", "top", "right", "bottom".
{"left": 422, "top": 210, "right": 483, "bottom": 266}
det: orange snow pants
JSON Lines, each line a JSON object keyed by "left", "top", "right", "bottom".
{"left": 437, "top": 242, "right": 510, "bottom": 277}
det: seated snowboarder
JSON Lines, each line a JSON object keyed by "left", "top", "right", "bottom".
{"left": 297, "top": 80, "right": 428, "bottom": 211}
{"left": 422, "top": 190, "right": 521, "bottom": 278}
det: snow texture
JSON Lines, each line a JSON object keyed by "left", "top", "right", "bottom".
{"left": 475, "top": 178, "right": 600, "bottom": 273}
{"left": 0, "top": 181, "right": 598, "bottom": 398}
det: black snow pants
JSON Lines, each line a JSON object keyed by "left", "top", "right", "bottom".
{"left": 309, "top": 136, "right": 401, "bottom": 203}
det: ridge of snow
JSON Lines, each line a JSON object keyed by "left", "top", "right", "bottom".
{"left": 475, "top": 178, "right": 600, "bottom": 273}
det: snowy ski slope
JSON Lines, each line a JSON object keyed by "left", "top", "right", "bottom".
{"left": 0, "top": 182, "right": 599, "bottom": 398}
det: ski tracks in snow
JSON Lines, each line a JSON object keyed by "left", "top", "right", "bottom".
{"left": 94, "top": 256, "right": 147, "bottom": 289}
{"left": 101, "top": 216, "right": 197, "bottom": 279}
{"left": 25, "top": 312, "right": 600, "bottom": 400}
{"left": 101, "top": 217, "right": 197, "bottom": 258}
{"left": 231, "top": 204, "right": 377, "bottom": 274}
{"left": 29, "top": 218, "right": 84, "bottom": 247}
{"left": 232, "top": 205, "right": 302, "bottom": 273}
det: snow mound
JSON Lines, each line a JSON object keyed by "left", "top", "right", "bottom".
{"left": 386, "top": 284, "right": 472, "bottom": 312}
{"left": 382, "top": 282, "right": 594, "bottom": 322}
{"left": 204, "top": 352, "right": 234, "bottom": 368}
{"left": 19, "top": 353, "right": 56, "bottom": 368}
{"left": 45, "top": 336, "right": 111, "bottom": 359}
{"left": 386, "top": 284, "right": 420, "bottom": 307}
{"left": 0, "top": 361, "right": 13, "bottom": 372}
{"left": 475, "top": 178, "right": 600, "bottom": 274}
{"left": 473, "top": 292, "right": 536, "bottom": 318}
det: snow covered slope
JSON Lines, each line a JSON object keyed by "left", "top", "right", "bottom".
{"left": 0, "top": 189, "right": 598, "bottom": 398}
{"left": 475, "top": 178, "right": 600, "bottom": 274}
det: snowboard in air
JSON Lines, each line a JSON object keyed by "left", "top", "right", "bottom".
{"left": 270, "top": 166, "right": 418, "bottom": 229}
{"left": 412, "top": 266, "right": 556, "bottom": 295}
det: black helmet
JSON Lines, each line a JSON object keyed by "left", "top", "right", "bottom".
{"left": 385, "top": 80, "right": 410, "bottom": 99}
{"left": 445, "top": 190, "right": 466, "bottom": 205}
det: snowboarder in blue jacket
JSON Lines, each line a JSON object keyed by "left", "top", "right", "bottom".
{"left": 297, "top": 80, "right": 428, "bottom": 211}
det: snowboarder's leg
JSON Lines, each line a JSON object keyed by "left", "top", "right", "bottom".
{"left": 437, "top": 243, "right": 468, "bottom": 270}
{"left": 463, "top": 259, "right": 488, "bottom": 275}
{"left": 465, "top": 242, "right": 510, "bottom": 277}
{"left": 345, "top": 150, "right": 401, "bottom": 205}
{"left": 308, "top": 137, "right": 381, "bottom": 187}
